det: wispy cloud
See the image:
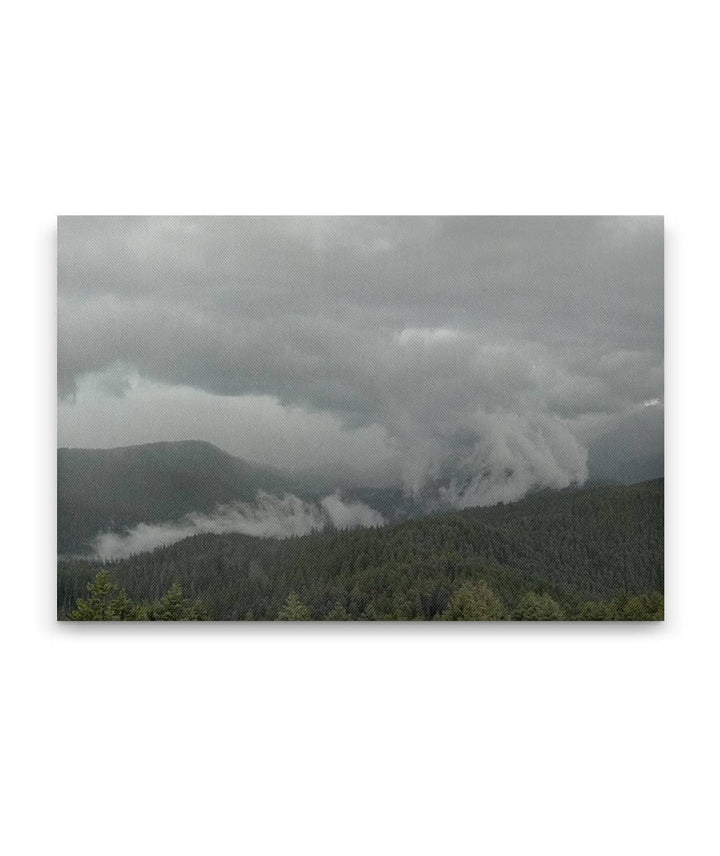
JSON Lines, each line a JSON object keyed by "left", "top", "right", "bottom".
{"left": 92, "top": 491, "right": 385, "bottom": 560}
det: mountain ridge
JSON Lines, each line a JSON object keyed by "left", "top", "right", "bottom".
{"left": 58, "top": 440, "right": 313, "bottom": 553}
{"left": 58, "top": 439, "right": 664, "bottom": 555}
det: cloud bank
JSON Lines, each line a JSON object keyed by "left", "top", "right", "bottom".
{"left": 92, "top": 491, "right": 385, "bottom": 560}
{"left": 59, "top": 216, "right": 663, "bottom": 505}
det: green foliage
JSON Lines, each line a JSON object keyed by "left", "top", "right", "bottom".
{"left": 620, "top": 592, "right": 664, "bottom": 621}
{"left": 70, "top": 571, "right": 137, "bottom": 620}
{"left": 442, "top": 581, "right": 505, "bottom": 620}
{"left": 59, "top": 480, "right": 664, "bottom": 621}
{"left": 576, "top": 591, "right": 664, "bottom": 621}
{"left": 513, "top": 591, "right": 565, "bottom": 620}
{"left": 69, "top": 572, "right": 208, "bottom": 621}
{"left": 277, "top": 592, "right": 312, "bottom": 620}
{"left": 143, "top": 582, "right": 209, "bottom": 620}
{"left": 326, "top": 602, "right": 351, "bottom": 620}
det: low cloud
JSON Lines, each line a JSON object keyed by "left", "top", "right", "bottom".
{"left": 92, "top": 491, "right": 385, "bottom": 560}
{"left": 436, "top": 412, "right": 588, "bottom": 508}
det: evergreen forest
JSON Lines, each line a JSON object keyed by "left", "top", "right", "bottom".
{"left": 58, "top": 479, "right": 664, "bottom": 621}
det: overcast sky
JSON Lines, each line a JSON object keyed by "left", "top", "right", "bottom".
{"left": 58, "top": 216, "right": 663, "bottom": 504}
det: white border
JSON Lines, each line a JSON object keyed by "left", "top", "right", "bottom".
{"left": 3, "top": 2, "right": 716, "bottom": 854}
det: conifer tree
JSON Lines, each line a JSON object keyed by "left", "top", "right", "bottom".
{"left": 514, "top": 592, "right": 565, "bottom": 620}
{"left": 442, "top": 580, "right": 505, "bottom": 620}
{"left": 278, "top": 592, "right": 312, "bottom": 620}
{"left": 147, "top": 582, "right": 209, "bottom": 620}
{"left": 326, "top": 602, "right": 351, "bottom": 620}
{"left": 70, "top": 570, "right": 137, "bottom": 620}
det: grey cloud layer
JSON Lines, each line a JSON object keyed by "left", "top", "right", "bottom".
{"left": 58, "top": 216, "right": 663, "bottom": 502}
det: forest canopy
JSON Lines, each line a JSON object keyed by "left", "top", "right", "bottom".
{"left": 58, "top": 480, "right": 663, "bottom": 621}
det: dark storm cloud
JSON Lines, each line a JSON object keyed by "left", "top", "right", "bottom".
{"left": 58, "top": 216, "right": 663, "bottom": 503}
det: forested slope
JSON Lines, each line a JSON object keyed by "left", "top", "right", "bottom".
{"left": 57, "top": 441, "right": 311, "bottom": 553}
{"left": 58, "top": 479, "right": 663, "bottom": 620}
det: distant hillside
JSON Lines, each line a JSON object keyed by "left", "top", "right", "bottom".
{"left": 58, "top": 479, "right": 663, "bottom": 619}
{"left": 57, "top": 441, "right": 312, "bottom": 553}
{"left": 58, "top": 440, "right": 426, "bottom": 554}
{"left": 588, "top": 451, "right": 664, "bottom": 484}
